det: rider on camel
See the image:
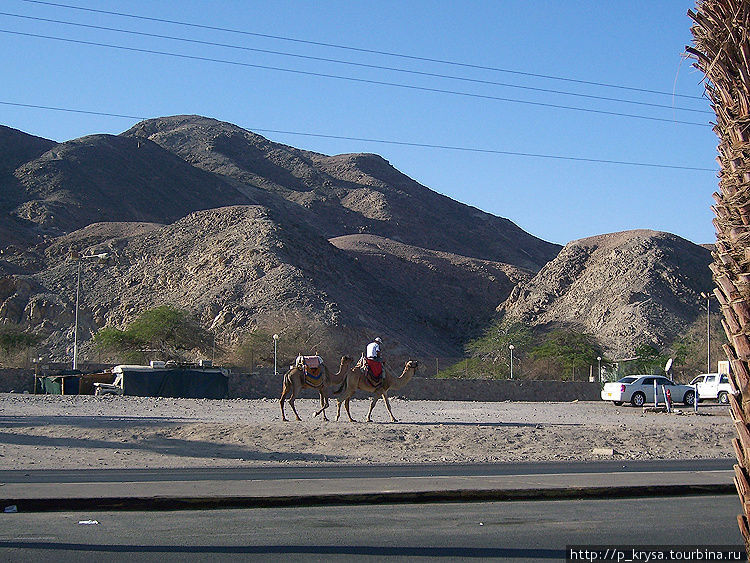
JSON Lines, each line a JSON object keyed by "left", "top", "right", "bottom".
{"left": 365, "top": 337, "right": 385, "bottom": 385}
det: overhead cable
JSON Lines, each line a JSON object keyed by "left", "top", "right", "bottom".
{"left": 0, "top": 11, "right": 710, "bottom": 115}
{"left": 0, "top": 28, "right": 712, "bottom": 127}
{"left": 0, "top": 100, "right": 716, "bottom": 171}
{"left": 20, "top": 0, "right": 705, "bottom": 101}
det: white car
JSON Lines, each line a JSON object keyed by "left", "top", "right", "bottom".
{"left": 601, "top": 375, "right": 696, "bottom": 407}
{"left": 689, "top": 373, "right": 732, "bottom": 405}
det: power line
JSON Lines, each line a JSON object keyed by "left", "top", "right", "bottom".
{"left": 0, "top": 28, "right": 712, "bottom": 127}
{"left": 0, "top": 100, "right": 716, "bottom": 171}
{"left": 251, "top": 129, "right": 716, "bottom": 172}
{"left": 0, "top": 11, "right": 711, "bottom": 115}
{"left": 0, "top": 100, "right": 146, "bottom": 120}
{"left": 21, "top": 0, "right": 705, "bottom": 101}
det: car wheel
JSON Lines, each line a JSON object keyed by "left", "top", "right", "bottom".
{"left": 631, "top": 392, "right": 646, "bottom": 407}
{"left": 613, "top": 401, "right": 623, "bottom": 406}
{"left": 718, "top": 391, "right": 729, "bottom": 405}
{"left": 683, "top": 390, "right": 696, "bottom": 406}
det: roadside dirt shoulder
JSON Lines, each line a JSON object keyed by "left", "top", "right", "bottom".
{"left": 0, "top": 395, "right": 733, "bottom": 470}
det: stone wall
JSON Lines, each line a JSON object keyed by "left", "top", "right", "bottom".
{"left": 230, "top": 372, "right": 601, "bottom": 402}
{"left": 0, "top": 368, "right": 601, "bottom": 402}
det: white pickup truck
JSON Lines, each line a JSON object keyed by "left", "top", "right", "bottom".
{"left": 688, "top": 373, "right": 732, "bottom": 404}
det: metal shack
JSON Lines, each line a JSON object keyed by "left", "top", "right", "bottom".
{"left": 113, "top": 361, "right": 229, "bottom": 399}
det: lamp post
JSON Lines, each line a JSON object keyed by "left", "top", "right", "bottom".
{"left": 72, "top": 252, "right": 109, "bottom": 371}
{"left": 509, "top": 344, "right": 514, "bottom": 379}
{"left": 597, "top": 356, "right": 602, "bottom": 382}
{"left": 700, "top": 291, "right": 712, "bottom": 374}
{"left": 273, "top": 334, "right": 279, "bottom": 376}
{"left": 32, "top": 355, "right": 42, "bottom": 394}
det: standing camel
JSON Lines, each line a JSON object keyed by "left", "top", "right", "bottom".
{"left": 280, "top": 355, "right": 352, "bottom": 422}
{"left": 335, "top": 358, "right": 419, "bottom": 422}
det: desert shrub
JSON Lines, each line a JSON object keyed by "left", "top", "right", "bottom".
{"left": 94, "top": 305, "right": 211, "bottom": 362}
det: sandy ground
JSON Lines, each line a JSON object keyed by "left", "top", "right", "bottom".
{"left": 0, "top": 394, "right": 735, "bottom": 470}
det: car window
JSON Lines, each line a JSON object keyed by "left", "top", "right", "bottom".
{"left": 721, "top": 375, "right": 729, "bottom": 384}
{"left": 706, "top": 376, "right": 716, "bottom": 383}
{"left": 641, "top": 378, "right": 655, "bottom": 385}
{"left": 656, "top": 378, "right": 673, "bottom": 385}
{"left": 619, "top": 377, "right": 638, "bottom": 384}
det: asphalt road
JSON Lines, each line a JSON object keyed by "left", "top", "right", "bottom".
{"left": 0, "top": 458, "right": 734, "bottom": 484}
{"left": 0, "top": 495, "right": 744, "bottom": 562}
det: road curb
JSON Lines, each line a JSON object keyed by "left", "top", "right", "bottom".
{"left": 2, "top": 483, "right": 736, "bottom": 512}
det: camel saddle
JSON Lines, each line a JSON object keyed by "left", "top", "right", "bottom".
{"left": 364, "top": 358, "right": 384, "bottom": 388}
{"left": 296, "top": 355, "right": 324, "bottom": 387}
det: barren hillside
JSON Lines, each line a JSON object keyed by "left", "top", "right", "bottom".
{"left": 499, "top": 230, "right": 713, "bottom": 357}
{"left": 0, "top": 116, "right": 560, "bottom": 359}
{"left": 0, "top": 116, "right": 714, "bottom": 363}
{"left": 124, "top": 116, "right": 559, "bottom": 270}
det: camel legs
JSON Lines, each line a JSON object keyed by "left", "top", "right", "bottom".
{"left": 336, "top": 392, "right": 357, "bottom": 422}
{"left": 367, "top": 392, "right": 397, "bottom": 422}
{"left": 335, "top": 396, "right": 357, "bottom": 422}
{"left": 280, "top": 377, "right": 291, "bottom": 421}
{"left": 287, "top": 392, "right": 302, "bottom": 421}
{"left": 313, "top": 388, "right": 330, "bottom": 421}
{"left": 335, "top": 375, "right": 359, "bottom": 422}
{"left": 382, "top": 393, "right": 397, "bottom": 422}
{"left": 280, "top": 375, "right": 302, "bottom": 422}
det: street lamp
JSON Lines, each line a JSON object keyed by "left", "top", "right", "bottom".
{"left": 509, "top": 344, "right": 515, "bottom": 379}
{"left": 71, "top": 251, "right": 109, "bottom": 370}
{"left": 700, "top": 291, "right": 713, "bottom": 374}
{"left": 32, "top": 355, "right": 43, "bottom": 394}
{"left": 597, "top": 356, "right": 602, "bottom": 382}
{"left": 273, "top": 334, "right": 279, "bottom": 376}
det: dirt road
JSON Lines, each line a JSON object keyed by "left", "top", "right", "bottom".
{"left": 0, "top": 394, "right": 734, "bottom": 470}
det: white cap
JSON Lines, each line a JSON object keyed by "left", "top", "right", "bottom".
{"left": 374, "top": 337, "right": 382, "bottom": 343}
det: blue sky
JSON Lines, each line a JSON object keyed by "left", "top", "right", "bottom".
{"left": 0, "top": 0, "right": 717, "bottom": 246}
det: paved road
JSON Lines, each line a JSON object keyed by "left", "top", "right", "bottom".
{"left": 0, "top": 459, "right": 735, "bottom": 513}
{"left": 0, "top": 495, "right": 744, "bottom": 562}
{"left": 0, "top": 458, "right": 733, "bottom": 483}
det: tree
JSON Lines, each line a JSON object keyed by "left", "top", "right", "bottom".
{"left": 463, "top": 320, "right": 532, "bottom": 378}
{"left": 94, "top": 305, "right": 210, "bottom": 362}
{"left": 0, "top": 326, "right": 41, "bottom": 368}
{"left": 232, "top": 329, "right": 274, "bottom": 371}
{"left": 0, "top": 327, "right": 41, "bottom": 355}
{"left": 689, "top": 2, "right": 750, "bottom": 553}
{"left": 530, "top": 329, "right": 604, "bottom": 381}
{"left": 630, "top": 343, "right": 666, "bottom": 375}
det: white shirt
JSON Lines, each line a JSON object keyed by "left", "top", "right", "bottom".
{"left": 366, "top": 341, "right": 381, "bottom": 360}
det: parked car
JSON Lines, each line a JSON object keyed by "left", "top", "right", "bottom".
{"left": 689, "top": 373, "right": 732, "bottom": 404}
{"left": 601, "top": 375, "right": 696, "bottom": 407}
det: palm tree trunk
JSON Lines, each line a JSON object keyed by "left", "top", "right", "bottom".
{"left": 689, "top": 1, "right": 750, "bottom": 555}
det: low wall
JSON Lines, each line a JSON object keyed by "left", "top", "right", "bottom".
{"left": 230, "top": 372, "right": 601, "bottom": 402}
{"left": 0, "top": 368, "right": 601, "bottom": 402}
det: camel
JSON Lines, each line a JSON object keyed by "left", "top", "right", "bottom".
{"left": 280, "top": 355, "right": 352, "bottom": 422}
{"left": 334, "top": 357, "right": 419, "bottom": 422}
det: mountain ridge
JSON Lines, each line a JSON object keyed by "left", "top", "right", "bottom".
{"left": 0, "top": 116, "right": 716, "bottom": 364}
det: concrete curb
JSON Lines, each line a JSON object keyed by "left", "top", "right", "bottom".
{"left": 2, "top": 483, "right": 735, "bottom": 512}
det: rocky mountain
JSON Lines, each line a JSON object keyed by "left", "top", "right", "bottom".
{"left": 9, "top": 132, "right": 253, "bottom": 236}
{"left": 124, "top": 116, "right": 558, "bottom": 270}
{"left": 0, "top": 126, "right": 58, "bottom": 248}
{"left": 0, "top": 116, "right": 552, "bottom": 360}
{"left": 0, "top": 116, "right": 717, "bottom": 364}
{"left": 498, "top": 230, "right": 714, "bottom": 358}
